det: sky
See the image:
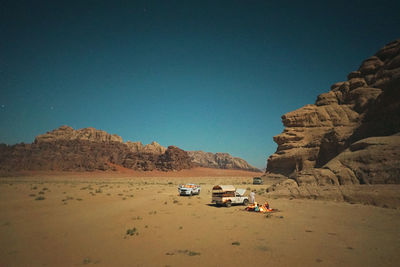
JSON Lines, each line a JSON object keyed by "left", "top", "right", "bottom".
{"left": 1, "top": 0, "right": 399, "bottom": 169}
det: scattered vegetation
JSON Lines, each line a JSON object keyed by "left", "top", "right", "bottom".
{"left": 166, "top": 250, "right": 201, "bottom": 256}
{"left": 62, "top": 196, "right": 74, "bottom": 203}
{"left": 35, "top": 196, "right": 45, "bottom": 201}
{"left": 126, "top": 227, "right": 139, "bottom": 236}
{"left": 257, "top": 245, "right": 268, "bottom": 251}
{"left": 82, "top": 257, "right": 91, "bottom": 264}
{"left": 231, "top": 241, "right": 241, "bottom": 246}
{"left": 178, "top": 250, "right": 201, "bottom": 256}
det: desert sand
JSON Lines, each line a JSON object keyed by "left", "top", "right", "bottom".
{"left": 1, "top": 168, "right": 399, "bottom": 267}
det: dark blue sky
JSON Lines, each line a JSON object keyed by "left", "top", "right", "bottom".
{"left": 1, "top": 0, "right": 399, "bottom": 169}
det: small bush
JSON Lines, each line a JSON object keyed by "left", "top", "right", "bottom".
{"left": 126, "top": 227, "right": 138, "bottom": 236}
{"left": 35, "top": 196, "right": 45, "bottom": 201}
{"left": 82, "top": 257, "right": 91, "bottom": 264}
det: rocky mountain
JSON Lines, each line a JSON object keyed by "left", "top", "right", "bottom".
{"left": 0, "top": 126, "right": 192, "bottom": 172}
{"left": 187, "top": 151, "right": 261, "bottom": 172}
{"left": 264, "top": 40, "right": 400, "bottom": 205}
{"left": 126, "top": 141, "right": 167, "bottom": 154}
{"left": 0, "top": 126, "right": 259, "bottom": 173}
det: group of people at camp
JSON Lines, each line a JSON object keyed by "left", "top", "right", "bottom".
{"left": 246, "top": 201, "right": 273, "bottom": 213}
{"left": 247, "top": 190, "right": 273, "bottom": 213}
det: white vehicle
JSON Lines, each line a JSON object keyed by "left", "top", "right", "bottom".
{"left": 178, "top": 184, "right": 201, "bottom": 196}
{"left": 211, "top": 185, "right": 249, "bottom": 207}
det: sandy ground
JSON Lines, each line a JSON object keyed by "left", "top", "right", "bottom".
{"left": 1, "top": 169, "right": 399, "bottom": 267}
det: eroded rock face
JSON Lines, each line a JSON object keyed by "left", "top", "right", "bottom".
{"left": 0, "top": 126, "right": 192, "bottom": 172}
{"left": 35, "top": 125, "right": 123, "bottom": 143}
{"left": 157, "top": 146, "right": 193, "bottom": 171}
{"left": 126, "top": 141, "right": 167, "bottom": 154}
{"left": 187, "top": 151, "right": 261, "bottom": 172}
{"left": 266, "top": 39, "right": 400, "bottom": 180}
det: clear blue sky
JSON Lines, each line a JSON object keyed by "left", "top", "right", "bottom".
{"left": 1, "top": 0, "right": 399, "bottom": 169}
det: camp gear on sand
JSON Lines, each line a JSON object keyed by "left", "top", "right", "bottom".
{"left": 245, "top": 201, "right": 274, "bottom": 213}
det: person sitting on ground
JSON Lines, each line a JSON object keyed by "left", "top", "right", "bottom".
{"left": 259, "top": 204, "right": 265, "bottom": 212}
{"left": 264, "top": 201, "right": 273, "bottom": 212}
{"left": 246, "top": 202, "right": 256, "bottom": 211}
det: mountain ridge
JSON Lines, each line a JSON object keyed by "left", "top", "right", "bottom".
{"left": 0, "top": 126, "right": 259, "bottom": 173}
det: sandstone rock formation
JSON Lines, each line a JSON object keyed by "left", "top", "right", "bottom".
{"left": 0, "top": 125, "right": 259, "bottom": 173}
{"left": 126, "top": 141, "right": 167, "bottom": 154}
{"left": 187, "top": 151, "right": 261, "bottom": 172}
{"left": 35, "top": 125, "right": 123, "bottom": 143}
{"left": 265, "top": 39, "right": 400, "bottom": 187}
{"left": 0, "top": 126, "right": 192, "bottom": 172}
{"left": 157, "top": 146, "right": 193, "bottom": 171}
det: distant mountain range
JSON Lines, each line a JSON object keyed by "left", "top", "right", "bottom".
{"left": 0, "top": 125, "right": 260, "bottom": 173}
{"left": 187, "top": 151, "right": 260, "bottom": 172}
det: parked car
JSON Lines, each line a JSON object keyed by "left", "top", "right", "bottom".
{"left": 253, "top": 177, "right": 263, "bottom": 185}
{"left": 178, "top": 184, "right": 201, "bottom": 196}
{"left": 211, "top": 185, "right": 249, "bottom": 207}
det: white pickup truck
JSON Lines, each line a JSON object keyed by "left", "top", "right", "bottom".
{"left": 178, "top": 184, "right": 201, "bottom": 196}
{"left": 211, "top": 185, "right": 249, "bottom": 207}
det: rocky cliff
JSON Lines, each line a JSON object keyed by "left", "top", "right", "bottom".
{"left": 126, "top": 141, "right": 167, "bottom": 154}
{"left": 0, "top": 126, "right": 192, "bottom": 172}
{"left": 265, "top": 40, "right": 400, "bottom": 189}
{"left": 187, "top": 151, "right": 261, "bottom": 172}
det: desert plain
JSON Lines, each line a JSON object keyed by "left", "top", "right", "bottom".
{"left": 1, "top": 168, "right": 399, "bottom": 267}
